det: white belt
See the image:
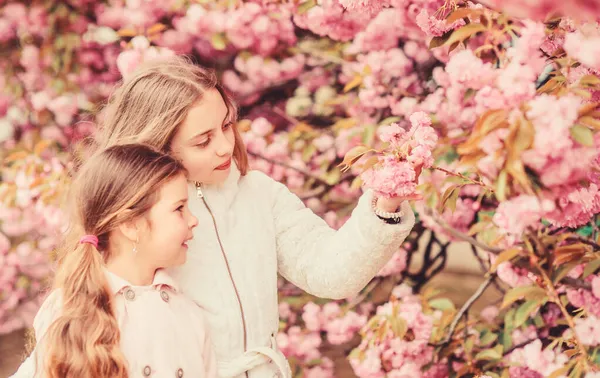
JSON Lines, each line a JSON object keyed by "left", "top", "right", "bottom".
{"left": 217, "top": 335, "right": 291, "bottom": 378}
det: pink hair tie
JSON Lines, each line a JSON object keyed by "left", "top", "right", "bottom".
{"left": 79, "top": 235, "right": 99, "bottom": 248}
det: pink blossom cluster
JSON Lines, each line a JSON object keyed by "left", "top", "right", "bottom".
{"left": 487, "top": 0, "right": 600, "bottom": 23}
{"left": 95, "top": 0, "right": 181, "bottom": 30}
{"left": 173, "top": 2, "right": 296, "bottom": 57}
{"left": 349, "top": 288, "right": 442, "bottom": 377}
{"left": 0, "top": 151, "right": 67, "bottom": 335}
{"left": 508, "top": 339, "right": 569, "bottom": 377}
{"left": 361, "top": 112, "right": 438, "bottom": 198}
{"left": 116, "top": 36, "right": 176, "bottom": 79}
{"left": 293, "top": 0, "right": 372, "bottom": 42}
{"left": 341, "top": 48, "right": 420, "bottom": 113}
{"left": 376, "top": 248, "right": 409, "bottom": 277}
{"left": 303, "top": 301, "right": 368, "bottom": 344}
{"left": 564, "top": 24, "right": 600, "bottom": 71}
{"left": 223, "top": 54, "right": 306, "bottom": 105}
{"left": 0, "top": 3, "right": 49, "bottom": 42}
{"left": 276, "top": 301, "right": 343, "bottom": 376}
{"left": 574, "top": 315, "right": 600, "bottom": 346}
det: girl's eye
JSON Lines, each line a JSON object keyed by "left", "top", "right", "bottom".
{"left": 223, "top": 122, "right": 233, "bottom": 130}
{"left": 197, "top": 139, "right": 210, "bottom": 148}
{"left": 176, "top": 205, "right": 184, "bottom": 212}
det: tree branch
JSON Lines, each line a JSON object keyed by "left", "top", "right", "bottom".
{"left": 424, "top": 208, "right": 504, "bottom": 254}
{"left": 431, "top": 165, "right": 495, "bottom": 193}
{"left": 435, "top": 275, "right": 495, "bottom": 346}
{"left": 247, "top": 150, "right": 332, "bottom": 188}
{"left": 471, "top": 244, "right": 505, "bottom": 294}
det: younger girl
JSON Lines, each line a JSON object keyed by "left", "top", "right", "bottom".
{"left": 10, "top": 144, "right": 215, "bottom": 378}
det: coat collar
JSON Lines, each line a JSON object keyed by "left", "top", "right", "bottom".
{"left": 190, "top": 161, "right": 242, "bottom": 210}
{"left": 104, "top": 268, "right": 179, "bottom": 294}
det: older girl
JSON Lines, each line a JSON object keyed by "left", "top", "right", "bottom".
{"left": 40, "top": 56, "right": 415, "bottom": 378}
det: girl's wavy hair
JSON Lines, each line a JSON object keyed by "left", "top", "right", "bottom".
{"left": 38, "top": 144, "right": 185, "bottom": 378}
{"left": 93, "top": 55, "right": 248, "bottom": 175}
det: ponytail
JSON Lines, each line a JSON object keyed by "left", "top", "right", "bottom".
{"left": 42, "top": 241, "right": 128, "bottom": 378}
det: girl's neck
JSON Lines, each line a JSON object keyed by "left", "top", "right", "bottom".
{"left": 105, "top": 252, "right": 156, "bottom": 286}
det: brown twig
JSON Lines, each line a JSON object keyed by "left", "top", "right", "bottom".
{"left": 427, "top": 208, "right": 593, "bottom": 291}
{"left": 344, "top": 277, "right": 383, "bottom": 312}
{"left": 431, "top": 165, "right": 495, "bottom": 193}
{"left": 470, "top": 245, "right": 506, "bottom": 294}
{"left": 435, "top": 275, "right": 495, "bottom": 346}
{"left": 503, "top": 338, "right": 538, "bottom": 356}
{"left": 565, "top": 235, "right": 600, "bottom": 251}
{"left": 528, "top": 246, "right": 590, "bottom": 366}
{"left": 425, "top": 208, "right": 504, "bottom": 254}
{"left": 247, "top": 150, "right": 331, "bottom": 187}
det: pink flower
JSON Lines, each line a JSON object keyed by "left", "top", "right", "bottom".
{"left": 509, "top": 339, "right": 569, "bottom": 377}
{"left": 574, "top": 315, "right": 600, "bottom": 346}
{"left": 116, "top": 50, "right": 144, "bottom": 79}
{"left": 480, "top": 305, "right": 499, "bottom": 323}
{"left": 416, "top": 8, "right": 465, "bottom": 37}
{"left": 250, "top": 117, "right": 273, "bottom": 137}
{"left": 377, "top": 122, "right": 406, "bottom": 145}
{"left": 445, "top": 50, "right": 497, "bottom": 90}
{"left": 361, "top": 156, "right": 416, "bottom": 198}
{"left": 325, "top": 310, "right": 367, "bottom": 344}
{"left": 496, "top": 262, "right": 534, "bottom": 288}
{"left": 338, "top": 0, "right": 385, "bottom": 16}
{"left": 564, "top": 24, "right": 600, "bottom": 71}
{"left": 350, "top": 348, "right": 385, "bottom": 378}
{"left": 377, "top": 249, "right": 408, "bottom": 276}
{"left": 493, "top": 195, "right": 553, "bottom": 236}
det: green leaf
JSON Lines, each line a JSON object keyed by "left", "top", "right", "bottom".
{"left": 379, "top": 116, "right": 401, "bottom": 126}
{"left": 552, "top": 261, "right": 581, "bottom": 285}
{"left": 489, "top": 247, "right": 521, "bottom": 273}
{"left": 464, "top": 335, "right": 475, "bottom": 354}
{"left": 429, "top": 298, "right": 456, "bottom": 311}
{"left": 570, "top": 124, "right": 594, "bottom": 147}
{"left": 579, "top": 74, "right": 600, "bottom": 87}
{"left": 325, "top": 168, "right": 341, "bottom": 185}
{"left": 447, "top": 188, "right": 459, "bottom": 213}
{"left": 343, "top": 75, "right": 363, "bottom": 93}
{"left": 429, "top": 29, "right": 453, "bottom": 49}
{"left": 475, "top": 346, "right": 503, "bottom": 361}
{"left": 360, "top": 156, "right": 380, "bottom": 174}
{"left": 479, "top": 330, "right": 499, "bottom": 346}
{"left": 583, "top": 258, "right": 600, "bottom": 278}
{"left": 210, "top": 33, "right": 228, "bottom": 50}
{"left": 362, "top": 124, "right": 377, "bottom": 144}
{"left": 389, "top": 316, "right": 408, "bottom": 338}
{"left": 483, "top": 373, "right": 500, "bottom": 378}
{"left": 495, "top": 170, "right": 508, "bottom": 201}
{"left": 297, "top": 0, "right": 317, "bottom": 14}
{"left": 533, "top": 314, "right": 545, "bottom": 328}
{"left": 443, "top": 23, "right": 487, "bottom": 47}
{"left": 302, "top": 144, "right": 317, "bottom": 161}
{"left": 502, "top": 285, "right": 547, "bottom": 309}
{"left": 514, "top": 298, "right": 546, "bottom": 328}
{"left": 548, "top": 366, "right": 571, "bottom": 378}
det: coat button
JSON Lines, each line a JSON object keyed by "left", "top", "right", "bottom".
{"left": 143, "top": 365, "right": 152, "bottom": 376}
{"left": 176, "top": 368, "right": 184, "bottom": 377}
{"left": 124, "top": 288, "right": 136, "bottom": 301}
{"left": 160, "top": 290, "right": 170, "bottom": 303}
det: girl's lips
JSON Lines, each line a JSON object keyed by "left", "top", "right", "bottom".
{"left": 215, "top": 158, "right": 232, "bottom": 170}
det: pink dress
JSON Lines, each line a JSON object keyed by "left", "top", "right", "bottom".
{"left": 26, "top": 269, "right": 217, "bottom": 378}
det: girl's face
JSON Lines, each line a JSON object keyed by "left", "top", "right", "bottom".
{"left": 170, "top": 89, "right": 236, "bottom": 185}
{"left": 139, "top": 174, "right": 198, "bottom": 269}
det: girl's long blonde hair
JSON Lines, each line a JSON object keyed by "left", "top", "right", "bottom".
{"left": 95, "top": 56, "right": 248, "bottom": 175}
{"left": 40, "top": 144, "right": 185, "bottom": 378}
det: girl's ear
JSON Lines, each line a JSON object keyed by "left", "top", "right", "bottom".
{"left": 116, "top": 210, "right": 140, "bottom": 243}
